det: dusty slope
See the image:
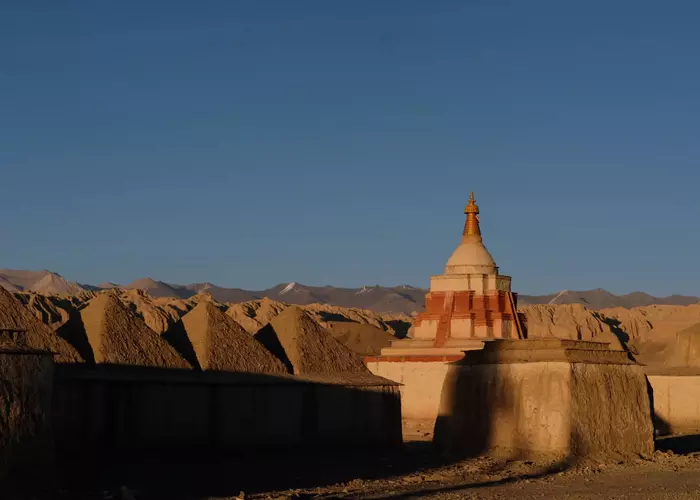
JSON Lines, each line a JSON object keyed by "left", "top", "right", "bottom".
{"left": 14, "top": 293, "right": 71, "bottom": 330}
{"left": 8, "top": 287, "right": 700, "bottom": 369}
{"left": 520, "top": 303, "right": 700, "bottom": 364}
{"left": 520, "top": 304, "right": 611, "bottom": 341}
{"left": 257, "top": 306, "right": 371, "bottom": 377}
{"left": 226, "top": 297, "right": 409, "bottom": 336}
{"left": 226, "top": 298, "right": 288, "bottom": 334}
{"left": 29, "top": 273, "right": 83, "bottom": 295}
{"left": 177, "top": 302, "right": 287, "bottom": 373}
{"left": 0, "top": 276, "right": 21, "bottom": 293}
{"left": 0, "top": 269, "right": 86, "bottom": 294}
{"left": 80, "top": 292, "right": 190, "bottom": 368}
{"left": 521, "top": 303, "right": 700, "bottom": 343}
{"left": 11, "top": 290, "right": 406, "bottom": 366}
{"left": 117, "top": 288, "right": 194, "bottom": 334}
{"left": 0, "top": 269, "right": 51, "bottom": 290}
{"left": 226, "top": 298, "right": 409, "bottom": 356}
{"left": 124, "top": 277, "right": 192, "bottom": 299}
{"left": 96, "top": 282, "right": 119, "bottom": 289}
{"left": 0, "top": 288, "right": 81, "bottom": 362}
{"left": 14, "top": 292, "right": 93, "bottom": 330}
{"left": 602, "top": 304, "right": 700, "bottom": 344}
{"left": 325, "top": 321, "right": 395, "bottom": 356}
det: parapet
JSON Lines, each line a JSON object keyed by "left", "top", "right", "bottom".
{"left": 456, "top": 338, "right": 637, "bottom": 366}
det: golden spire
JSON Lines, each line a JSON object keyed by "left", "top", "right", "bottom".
{"left": 463, "top": 191, "right": 482, "bottom": 239}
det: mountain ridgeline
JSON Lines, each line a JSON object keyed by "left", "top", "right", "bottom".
{"left": 0, "top": 269, "right": 697, "bottom": 314}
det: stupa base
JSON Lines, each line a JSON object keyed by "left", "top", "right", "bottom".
{"left": 364, "top": 339, "right": 493, "bottom": 423}
{"left": 433, "top": 339, "right": 654, "bottom": 460}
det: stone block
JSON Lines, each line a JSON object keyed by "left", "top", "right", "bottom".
{"left": 434, "top": 339, "right": 654, "bottom": 460}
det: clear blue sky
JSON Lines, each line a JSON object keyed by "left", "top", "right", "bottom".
{"left": 2, "top": 0, "right": 699, "bottom": 295}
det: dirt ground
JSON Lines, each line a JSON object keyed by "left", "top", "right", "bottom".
{"left": 59, "top": 434, "right": 700, "bottom": 500}
{"left": 255, "top": 451, "right": 700, "bottom": 500}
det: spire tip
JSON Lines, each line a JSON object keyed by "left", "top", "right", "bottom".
{"left": 463, "top": 191, "right": 481, "bottom": 237}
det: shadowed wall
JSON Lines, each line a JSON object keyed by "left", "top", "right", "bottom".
{"left": 433, "top": 339, "right": 655, "bottom": 460}
{"left": 52, "top": 364, "right": 402, "bottom": 457}
{"left": 0, "top": 345, "right": 55, "bottom": 499}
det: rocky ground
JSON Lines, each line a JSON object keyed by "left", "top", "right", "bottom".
{"left": 60, "top": 434, "right": 700, "bottom": 500}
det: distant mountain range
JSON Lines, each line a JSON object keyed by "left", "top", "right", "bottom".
{"left": 516, "top": 288, "right": 700, "bottom": 309}
{"left": 0, "top": 269, "right": 697, "bottom": 314}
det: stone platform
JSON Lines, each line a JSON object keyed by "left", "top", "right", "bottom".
{"left": 374, "top": 338, "right": 487, "bottom": 357}
{"left": 433, "top": 339, "right": 655, "bottom": 460}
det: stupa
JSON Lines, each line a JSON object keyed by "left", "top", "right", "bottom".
{"left": 365, "top": 192, "right": 524, "bottom": 423}
{"left": 381, "top": 192, "right": 521, "bottom": 357}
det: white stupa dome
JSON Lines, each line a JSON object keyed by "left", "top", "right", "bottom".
{"left": 444, "top": 192, "right": 498, "bottom": 275}
{"left": 445, "top": 237, "right": 498, "bottom": 275}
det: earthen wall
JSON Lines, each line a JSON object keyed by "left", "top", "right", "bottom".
{"left": 648, "top": 375, "right": 700, "bottom": 435}
{"left": 366, "top": 357, "right": 463, "bottom": 422}
{"left": 52, "top": 365, "right": 402, "bottom": 456}
{"left": 434, "top": 360, "right": 654, "bottom": 459}
{"left": 0, "top": 349, "right": 55, "bottom": 499}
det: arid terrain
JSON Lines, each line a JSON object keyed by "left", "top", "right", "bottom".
{"left": 4, "top": 271, "right": 700, "bottom": 499}
{"left": 6, "top": 282, "right": 700, "bottom": 373}
{"left": 6, "top": 287, "right": 411, "bottom": 367}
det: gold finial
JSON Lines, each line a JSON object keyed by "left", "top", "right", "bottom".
{"left": 463, "top": 191, "right": 481, "bottom": 238}
{"left": 465, "top": 192, "right": 478, "bottom": 214}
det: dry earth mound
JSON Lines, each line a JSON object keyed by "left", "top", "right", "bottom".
{"left": 256, "top": 306, "right": 371, "bottom": 377}
{"left": 14, "top": 292, "right": 97, "bottom": 362}
{"left": 325, "top": 321, "right": 395, "bottom": 356}
{"left": 226, "top": 297, "right": 288, "bottom": 334}
{"left": 175, "top": 302, "right": 287, "bottom": 373}
{"left": 80, "top": 292, "right": 190, "bottom": 368}
{"left": 0, "top": 288, "right": 81, "bottom": 362}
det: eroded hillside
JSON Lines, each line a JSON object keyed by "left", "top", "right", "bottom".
{"left": 4, "top": 290, "right": 700, "bottom": 371}
{"left": 521, "top": 303, "right": 700, "bottom": 367}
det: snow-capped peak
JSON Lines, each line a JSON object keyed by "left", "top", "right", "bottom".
{"left": 280, "top": 282, "right": 296, "bottom": 295}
